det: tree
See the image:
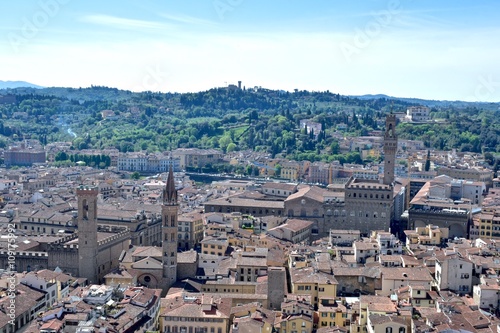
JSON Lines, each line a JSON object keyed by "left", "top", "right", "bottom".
{"left": 424, "top": 150, "right": 431, "bottom": 171}
{"left": 275, "top": 164, "right": 282, "bottom": 177}
{"left": 484, "top": 152, "right": 495, "bottom": 166}
{"left": 226, "top": 142, "right": 237, "bottom": 153}
{"left": 131, "top": 172, "right": 140, "bottom": 180}
{"left": 330, "top": 141, "right": 340, "bottom": 154}
{"left": 218, "top": 136, "right": 233, "bottom": 153}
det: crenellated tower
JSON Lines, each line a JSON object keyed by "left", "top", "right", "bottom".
{"left": 162, "top": 164, "right": 178, "bottom": 291}
{"left": 383, "top": 113, "right": 398, "bottom": 185}
{"left": 77, "top": 185, "right": 99, "bottom": 284}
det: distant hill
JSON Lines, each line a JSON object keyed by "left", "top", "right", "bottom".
{"left": 354, "top": 94, "right": 500, "bottom": 110}
{"left": 0, "top": 80, "right": 44, "bottom": 89}
{"left": 2, "top": 84, "right": 499, "bottom": 110}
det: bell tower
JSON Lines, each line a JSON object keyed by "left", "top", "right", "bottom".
{"left": 383, "top": 113, "right": 398, "bottom": 185}
{"left": 162, "top": 164, "right": 178, "bottom": 291}
{"left": 77, "top": 185, "right": 99, "bottom": 284}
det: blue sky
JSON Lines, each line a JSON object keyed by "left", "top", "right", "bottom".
{"left": 1, "top": 0, "right": 499, "bottom": 101}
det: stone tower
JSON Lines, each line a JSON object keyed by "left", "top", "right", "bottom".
{"left": 77, "top": 185, "right": 99, "bottom": 284}
{"left": 162, "top": 165, "right": 178, "bottom": 291}
{"left": 383, "top": 113, "right": 398, "bottom": 185}
{"left": 267, "top": 267, "right": 286, "bottom": 310}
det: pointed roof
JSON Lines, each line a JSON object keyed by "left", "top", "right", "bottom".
{"left": 163, "top": 164, "right": 178, "bottom": 205}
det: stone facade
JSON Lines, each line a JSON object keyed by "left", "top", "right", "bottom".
{"left": 344, "top": 178, "right": 394, "bottom": 235}
{"left": 161, "top": 166, "right": 179, "bottom": 291}
{"left": 77, "top": 185, "right": 99, "bottom": 284}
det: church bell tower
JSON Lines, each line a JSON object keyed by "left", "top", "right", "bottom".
{"left": 162, "top": 164, "right": 178, "bottom": 290}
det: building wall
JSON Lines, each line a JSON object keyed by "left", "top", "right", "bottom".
{"left": 96, "top": 232, "right": 130, "bottom": 282}
{"left": 409, "top": 209, "right": 469, "bottom": 239}
{"left": 77, "top": 186, "right": 99, "bottom": 284}
{"left": 438, "top": 167, "right": 493, "bottom": 188}
{"left": 268, "top": 267, "right": 286, "bottom": 310}
{"left": 407, "top": 106, "right": 431, "bottom": 122}
{"left": 473, "top": 285, "right": 500, "bottom": 310}
{"left": 4, "top": 150, "right": 46, "bottom": 166}
{"left": 436, "top": 257, "right": 473, "bottom": 294}
{"left": 380, "top": 277, "right": 431, "bottom": 297}
{"left": 162, "top": 203, "right": 178, "bottom": 290}
{"left": 177, "top": 261, "right": 197, "bottom": 281}
{"left": 335, "top": 275, "right": 380, "bottom": 295}
{"left": 161, "top": 314, "right": 228, "bottom": 333}
{"left": 344, "top": 180, "right": 393, "bottom": 235}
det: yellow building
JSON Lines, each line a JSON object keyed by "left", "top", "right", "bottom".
{"left": 318, "top": 298, "right": 349, "bottom": 329}
{"left": 290, "top": 266, "right": 338, "bottom": 308}
{"left": 275, "top": 313, "right": 314, "bottom": 333}
{"left": 350, "top": 295, "right": 398, "bottom": 333}
{"left": 104, "top": 267, "right": 137, "bottom": 287}
{"left": 476, "top": 207, "right": 500, "bottom": 239}
{"left": 160, "top": 294, "right": 231, "bottom": 333}
{"left": 281, "top": 160, "right": 311, "bottom": 181}
{"left": 404, "top": 224, "right": 448, "bottom": 246}
{"left": 230, "top": 302, "right": 277, "bottom": 333}
{"left": 201, "top": 234, "right": 229, "bottom": 256}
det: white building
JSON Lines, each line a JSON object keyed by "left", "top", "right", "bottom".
{"left": 406, "top": 106, "right": 431, "bottom": 122}
{"left": 117, "top": 152, "right": 180, "bottom": 173}
{"left": 435, "top": 251, "right": 473, "bottom": 294}
{"left": 473, "top": 276, "right": 500, "bottom": 310}
{"left": 0, "top": 179, "right": 17, "bottom": 192}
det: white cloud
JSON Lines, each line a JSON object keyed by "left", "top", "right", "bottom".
{"left": 80, "top": 14, "right": 176, "bottom": 31}
{"left": 159, "top": 13, "right": 217, "bottom": 26}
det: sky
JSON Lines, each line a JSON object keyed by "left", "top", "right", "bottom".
{"left": 0, "top": 0, "right": 499, "bottom": 102}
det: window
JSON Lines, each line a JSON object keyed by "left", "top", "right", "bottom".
{"left": 386, "top": 328, "right": 393, "bottom": 333}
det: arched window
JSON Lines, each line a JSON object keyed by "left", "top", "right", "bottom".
{"left": 386, "top": 328, "right": 393, "bottom": 333}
